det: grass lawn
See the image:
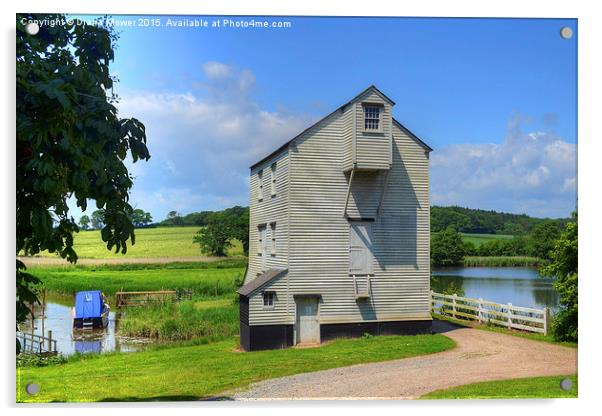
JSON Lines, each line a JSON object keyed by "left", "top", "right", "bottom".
{"left": 422, "top": 374, "right": 577, "bottom": 399}
{"left": 28, "top": 260, "right": 245, "bottom": 296}
{"left": 17, "top": 334, "right": 455, "bottom": 402}
{"left": 432, "top": 314, "right": 577, "bottom": 348}
{"left": 460, "top": 233, "right": 514, "bottom": 247}
{"left": 25, "top": 226, "right": 244, "bottom": 259}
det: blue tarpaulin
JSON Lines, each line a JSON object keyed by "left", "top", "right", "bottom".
{"left": 74, "top": 291, "right": 103, "bottom": 319}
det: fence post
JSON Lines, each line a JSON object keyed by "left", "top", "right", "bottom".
{"left": 430, "top": 290, "right": 434, "bottom": 314}
{"left": 543, "top": 307, "right": 551, "bottom": 336}
{"left": 452, "top": 294, "right": 457, "bottom": 319}
{"left": 507, "top": 303, "right": 512, "bottom": 329}
{"left": 478, "top": 298, "right": 483, "bottom": 323}
{"left": 47, "top": 330, "right": 53, "bottom": 352}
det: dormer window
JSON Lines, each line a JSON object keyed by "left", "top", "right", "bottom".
{"left": 363, "top": 105, "right": 381, "bottom": 131}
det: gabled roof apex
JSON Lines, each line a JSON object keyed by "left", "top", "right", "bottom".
{"left": 349, "top": 85, "right": 396, "bottom": 106}
{"left": 250, "top": 85, "right": 428, "bottom": 170}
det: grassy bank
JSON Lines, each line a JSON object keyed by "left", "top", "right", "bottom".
{"left": 432, "top": 314, "right": 577, "bottom": 348}
{"left": 422, "top": 374, "right": 577, "bottom": 399}
{"left": 463, "top": 256, "right": 545, "bottom": 267}
{"left": 25, "top": 226, "right": 244, "bottom": 259}
{"left": 118, "top": 297, "right": 238, "bottom": 341}
{"left": 17, "top": 334, "right": 455, "bottom": 402}
{"left": 28, "top": 259, "right": 245, "bottom": 296}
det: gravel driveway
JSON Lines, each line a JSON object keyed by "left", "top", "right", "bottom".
{"left": 228, "top": 320, "right": 577, "bottom": 400}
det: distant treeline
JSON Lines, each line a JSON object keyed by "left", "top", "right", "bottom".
{"left": 160, "top": 207, "right": 248, "bottom": 227}
{"left": 161, "top": 205, "right": 569, "bottom": 235}
{"left": 431, "top": 206, "right": 569, "bottom": 235}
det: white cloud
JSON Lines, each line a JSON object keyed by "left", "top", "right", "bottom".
{"left": 431, "top": 114, "right": 577, "bottom": 218}
{"left": 116, "top": 62, "right": 314, "bottom": 221}
{"left": 201, "top": 61, "right": 232, "bottom": 80}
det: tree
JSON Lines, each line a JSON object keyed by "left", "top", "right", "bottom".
{"left": 431, "top": 227, "right": 466, "bottom": 267}
{"left": 78, "top": 215, "right": 90, "bottom": 230}
{"left": 541, "top": 211, "right": 577, "bottom": 342}
{"left": 131, "top": 208, "right": 153, "bottom": 228}
{"left": 165, "top": 210, "right": 183, "bottom": 226}
{"left": 502, "top": 222, "right": 526, "bottom": 236}
{"left": 91, "top": 209, "right": 105, "bottom": 230}
{"left": 528, "top": 221, "right": 561, "bottom": 260}
{"left": 193, "top": 211, "right": 234, "bottom": 256}
{"left": 223, "top": 206, "right": 249, "bottom": 255}
{"left": 16, "top": 14, "right": 150, "bottom": 337}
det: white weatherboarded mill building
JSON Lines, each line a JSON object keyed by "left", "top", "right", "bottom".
{"left": 237, "top": 86, "right": 432, "bottom": 351}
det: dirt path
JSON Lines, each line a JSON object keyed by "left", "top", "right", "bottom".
{"left": 229, "top": 320, "right": 577, "bottom": 400}
{"left": 17, "top": 256, "right": 222, "bottom": 267}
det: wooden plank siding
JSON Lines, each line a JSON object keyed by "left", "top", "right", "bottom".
{"left": 244, "top": 86, "right": 431, "bottom": 328}
{"left": 247, "top": 149, "right": 291, "bottom": 325}
{"left": 341, "top": 104, "right": 354, "bottom": 171}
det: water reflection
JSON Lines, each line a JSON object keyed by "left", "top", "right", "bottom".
{"left": 431, "top": 267, "right": 559, "bottom": 310}
{"left": 25, "top": 299, "right": 152, "bottom": 356}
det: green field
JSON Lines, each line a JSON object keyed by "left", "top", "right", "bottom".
{"left": 28, "top": 260, "right": 246, "bottom": 296}
{"left": 422, "top": 374, "right": 577, "bottom": 399}
{"left": 460, "top": 233, "right": 514, "bottom": 247}
{"left": 17, "top": 333, "right": 455, "bottom": 402}
{"left": 27, "top": 226, "right": 244, "bottom": 259}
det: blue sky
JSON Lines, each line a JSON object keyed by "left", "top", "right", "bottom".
{"left": 76, "top": 15, "right": 577, "bottom": 220}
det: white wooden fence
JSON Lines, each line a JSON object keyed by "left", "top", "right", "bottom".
{"left": 431, "top": 291, "right": 551, "bottom": 335}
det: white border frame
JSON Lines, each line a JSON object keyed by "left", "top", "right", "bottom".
{"left": 3, "top": 2, "right": 600, "bottom": 415}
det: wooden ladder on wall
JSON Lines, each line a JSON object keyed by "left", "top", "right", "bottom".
{"left": 352, "top": 275, "right": 372, "bottom": 300}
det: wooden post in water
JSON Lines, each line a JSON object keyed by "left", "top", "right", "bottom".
{"left": 31, "top": 302, "right": 35, "bottom": 337}
{"left": 507, "top": 303, "right": 513, "bottom": 330}
{"left": 47, "top": 330, "right": 53, "bottom": 352}
{"left": 41, "top": 288, "right": 46, "bottom": 337}
{"left": 452, "top": 294, "right": 457, "bottom": 319}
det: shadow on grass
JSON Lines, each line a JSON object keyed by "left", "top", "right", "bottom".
{"left": 97, "top": 395, "right": 204, "bottom": 402}
{"left": 432, "top": 318, "right": 466, "bottom": 334}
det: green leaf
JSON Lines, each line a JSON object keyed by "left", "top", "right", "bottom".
{"left": 100, "top": 225, "right": 111, "bottom": 242}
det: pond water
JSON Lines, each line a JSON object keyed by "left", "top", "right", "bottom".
{"left": 22, "top": 298, "right": 152, "bottom": 356}
{"left": 431, "top": 267, "right": 559, "bottom": 310}
{"left": 22, "top": 267, "right": 557, "bottom": 355}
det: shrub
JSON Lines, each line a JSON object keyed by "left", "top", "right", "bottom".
{"left": 17, "top": 353, "right": 67, "bottom": 368}
{"left": 431, "top": 227, "right": 466, "bottom": 267}
{"left": 540, "top": 212, "right": 577, "bottom": 342}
